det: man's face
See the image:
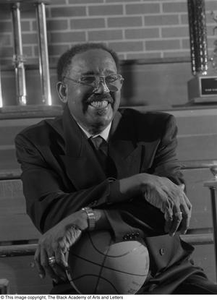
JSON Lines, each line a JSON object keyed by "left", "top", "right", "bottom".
{"left": 62, "top": 49, "right": 122, "bottom": 135}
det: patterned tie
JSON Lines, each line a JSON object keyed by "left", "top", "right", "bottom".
{"left": 91, "top": 135, "right": 103, "bottom": 149}
{"left": 90, "top": 136, "right": 108, "bottom": 172}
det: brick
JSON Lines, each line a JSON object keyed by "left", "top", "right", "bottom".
{"left": 25, "top": 57, "right": 38, "bottom": 65}
{"left": 180, "top": 14, "right": 189, "bottom": 25}
{"left": 106, "top": 0, "right": 138, "bottom": 2}
{"left": 108, "top": 16, "right": 142, "bottom": 28}
{"left": 146, "top": 39, "right": 180, "bottom": 51}
{"left": 48, "top": 44, "right": 70, "bottom": 57}
{"left": 47, "top": 20, "right": 68, "bottom": 31}
{"left": 0, "top": 58, "right": 13, "bottom": 66}
{"left": 163, "top": 51, "right": 190, "bottom": 59}
{"left": 0, "top": 9, "right": 11, "bottom": 20}
{"left": 0, "top": 34, "right": 11, "bottom": 46}
{"left": 32, "top": 21, "right": 37, "bottom": 31}
{"left": 51, "top": 6, "right": 86, "bottom": 18}
{"left": 126, "top": 3, "right": 160, "bottom": 15}
{"left": 50, "top": 31, "right": 86, "bottom": 43}
{"left": 126, "top": 52, "right": 161, "bottom": 60}
{"left": 108, "top": 41, "right": 143, "bottom": 52}
{"left": 162, "top": 2, "right": 187, "bottom": 13}
{"left": 51, "top": 0, "right": 67, "bottom": 4}
{"left": 69, "top": 0, "right": 103, "bottom": 3}
{"left": 70, "top": 18, "right": 105, "bottom": 30}
{"left": 145, "top": 15, "right": 179, "bottom": 26}
{"left": 22, "top": 33, "right": 38, "bottom": 45}
{"left": 182, "top": 38, "right": 190, "bottom": 49}
{"left": 21, "top": 21, "right": 31, "bottom": 32}
{"left": 0, "top": 21, "right": 12, "bottom": 33}
{"left": 162, "top": 26, "right": 189, "bottom": 38}
{"left": 88, "top": 5, "right": 123, "bottom": 16}
{"left": 88, "top": 30, "right": 123, "bottom": 41}
{"left": 0, "top": 47, "right": 14, "bottom": 60}
{"left": 20, "top": 9, "right": 36, "bottom": 20}
{"left": 125, "top": 28, "right": 159, "bottom": 39}
{"left": 23, "top": 46, "right": 34, "bottom": 58}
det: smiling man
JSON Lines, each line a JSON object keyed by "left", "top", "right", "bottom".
{"left": 15, "top": 43, "right": 217, "bottom": 294}
{"left": 57, "top": 46, "right": 122, "bottom": 135}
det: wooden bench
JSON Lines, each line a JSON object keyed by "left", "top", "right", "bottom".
{"left": 0, "top": 159, "right": 217, "bottom": 293}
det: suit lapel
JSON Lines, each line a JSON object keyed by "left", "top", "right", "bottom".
{"left": 108, "top": 111, "right": 143, "bottom": 178}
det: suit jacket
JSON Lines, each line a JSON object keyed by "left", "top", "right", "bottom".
{"left": 15, "top": 106, "right": 203, "bottom": 293}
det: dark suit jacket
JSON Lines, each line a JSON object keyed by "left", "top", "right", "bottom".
{"left": 15, "top": 106, "right": 204, "bottom": 293}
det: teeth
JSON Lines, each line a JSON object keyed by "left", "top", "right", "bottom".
{"left": 90, "top": 100, "right": 109, "bottom": 108}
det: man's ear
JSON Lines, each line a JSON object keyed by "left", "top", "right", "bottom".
{"left": 56, "top": 82, "right": 68, "bottom": 103}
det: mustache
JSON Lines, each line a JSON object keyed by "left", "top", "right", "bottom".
{"left": 86, "top": 93, "right": 114, "bottom": 104}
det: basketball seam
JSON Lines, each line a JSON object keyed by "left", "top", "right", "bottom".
{"left": 70, "top": 255, "right": 148, "bottom": 277}
{"left": 93, "top": 232, "right": 112, "bottom": 294}
{"left": 89, "top": 238, "right": 147, "bottom": 259}
{"left": 68, "top": 274, "right": 120, "bottom": 294}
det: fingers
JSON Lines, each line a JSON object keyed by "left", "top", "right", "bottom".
{"left": 34, "top": 225, "right": 82, "bottom": 282}
{"left": 164, "top": 191, "right": 192, "bottom": 236}
{"left": 177, "top": 193, "right": 192, "bottom": 234}
{"left": 34, "top": 246, "right": 45, "bottom": 279}
{"left": 35, "top": 248, "right": 69, "bottom": 283}
{"left": 167, "top": 210, "right": 183, "bottom": 236}
{"left": 50, "top": 252, "right": 68, "bottom": 282}
{"left": 34, "top": 246, "right": 61, "bottom": 283}
{"left": 164, "top": 208, "right": 173, "bottom": 234}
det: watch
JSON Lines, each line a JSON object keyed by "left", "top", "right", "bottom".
{"left": 82, "top": 207, "right": 96, "bottom": 231}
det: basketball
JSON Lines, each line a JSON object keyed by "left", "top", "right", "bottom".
{"left": 65, "top": 230, "right": 149, "bottom": 294}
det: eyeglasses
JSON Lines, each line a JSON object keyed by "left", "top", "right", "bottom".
{"left": 64, "top": 74, "right": 124, "bottom": 92}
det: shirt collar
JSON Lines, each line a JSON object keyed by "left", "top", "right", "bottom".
{"left": 76, "top": 121, "right": 111, "bottom": 142}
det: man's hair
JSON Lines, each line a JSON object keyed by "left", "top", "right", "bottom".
{"left": 57, "top": 43, "right": 120, "bottom": 82}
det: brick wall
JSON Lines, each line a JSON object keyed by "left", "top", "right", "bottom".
{"left": 0, "top": 0, "right": 217, "bottom": 66}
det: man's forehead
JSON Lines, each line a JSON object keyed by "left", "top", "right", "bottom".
{"left": 69, "top": 49, "right": 117, "bottom": 73}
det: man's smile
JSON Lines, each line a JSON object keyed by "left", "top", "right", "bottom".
{"left": 86, "top": 93, "right": 114, "bottom": 111}
{"left": 89, "top": 100, "right": 110, "bottom": 109}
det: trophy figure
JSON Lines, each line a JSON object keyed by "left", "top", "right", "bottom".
{"left": 187, "top": 0, "right": 217, "bottom": 103}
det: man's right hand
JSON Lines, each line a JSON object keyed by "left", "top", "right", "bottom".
{"left": 34, "top": 210, "right": 88, "bottom": 283}
{"left": 34, "top": 208, "right": 110, "bottom": 283}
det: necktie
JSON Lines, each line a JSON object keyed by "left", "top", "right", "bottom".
{"left": 90, "top": 136, "right": 108, "bottom": 172}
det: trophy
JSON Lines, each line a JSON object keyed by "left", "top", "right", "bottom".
{"left": 0, "top": 0, "right": 52, "bottom": 110}
{"left": 187, "top": 0, "right": 217, "bottom": 103}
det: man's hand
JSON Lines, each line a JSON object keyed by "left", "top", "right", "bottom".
{"left": 140, "top": 174, "right": 192, "bottom": 236}
{"left": 34, "top": 210, "right": 88, "bottom": 283}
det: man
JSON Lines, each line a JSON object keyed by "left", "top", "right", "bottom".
{"left": 15, "top": 43, "right": 217, "bottom": 294}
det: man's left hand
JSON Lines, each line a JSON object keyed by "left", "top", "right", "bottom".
{"left": 142, "top": 175, "right": 192, "bottom": 236}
